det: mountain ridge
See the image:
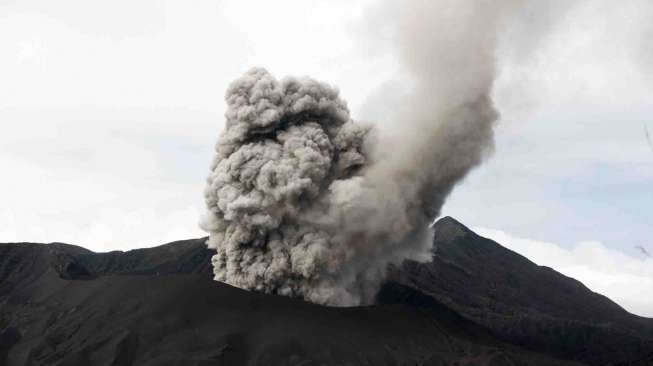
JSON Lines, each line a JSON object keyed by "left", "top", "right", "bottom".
{"left": 1, "top": 217, "right": 651, "bottom": 365}
{"left": 384, "top": 217, "right": 653, "bottom": 365}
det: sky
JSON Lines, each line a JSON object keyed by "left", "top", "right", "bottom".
{"left": 0, "top": 0, "right": 651, "bottom": 316}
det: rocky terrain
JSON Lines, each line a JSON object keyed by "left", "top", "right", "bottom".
{"left": 1, "top": 217, "right": 651, "bottom": 365}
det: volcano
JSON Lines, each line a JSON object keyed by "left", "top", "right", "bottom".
{"left": 1, "top": 217, "right": 651, "bottom": 365}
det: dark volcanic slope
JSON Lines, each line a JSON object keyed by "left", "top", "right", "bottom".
{"left": 385, "top": 217, "right": 653, "bottom": 366}
{"left": 1, "top": 218, "right": 651, "bottom": 365}
{"left": 0, "top": 242, "right": 576, "bottom": 366}
{"left": 75, "top": 238, "right": 213, "bottom": 276}
{"left": 0, "top": 239, "right": 212, "bottom": 295}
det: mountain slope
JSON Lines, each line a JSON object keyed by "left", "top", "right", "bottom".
{"left": 384, "top": 217, "right": 653, "bottom": 365}
{"left": 1, "top": 243, "right": 575, "bottom": 366}
{"left": 2, "top": 218, "right": 652, "bottom": 365}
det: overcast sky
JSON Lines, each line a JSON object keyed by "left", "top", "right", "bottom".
{"left": 1, "top": 0, "right": 651, "bottom": 316}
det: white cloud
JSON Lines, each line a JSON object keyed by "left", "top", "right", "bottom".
{"left": 1, "top": 204, "right": 202, "bottom": 252}
{"left": 0, "top": 0, "right": 377, "bottom": 250}
{"left": 443, "top": 1, "right": 653, "bottom": 254}
{"left": 475, "top": 227, "right": 653, "bottom": 317}
{"left": 495, "top": 0, "right": 653, "bottom": 116}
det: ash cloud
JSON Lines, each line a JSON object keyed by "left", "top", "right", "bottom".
{"left": 202, "top": 0, "right": 528, "bottom": 305}
{"left": 201, "top": 69, "right": 373, "bottom": 305}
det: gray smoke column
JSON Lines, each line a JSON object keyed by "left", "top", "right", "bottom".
{"left": 202, "top": 0, "right": 522, "bottom": 305}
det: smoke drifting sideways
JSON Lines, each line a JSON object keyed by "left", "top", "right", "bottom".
{"left": 201, "top": 0, "right": 521, "bottom": 306}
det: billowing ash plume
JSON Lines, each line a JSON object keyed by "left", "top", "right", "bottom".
{"left": 201, "top": 69, "right": 375, "bottom": 305}
{"left": 202, "top": 0, "right": 523, "bottom": 305}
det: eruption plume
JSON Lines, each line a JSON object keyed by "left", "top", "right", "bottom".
{"left": 202, "top": 0, "right": 522, "bottom": 305}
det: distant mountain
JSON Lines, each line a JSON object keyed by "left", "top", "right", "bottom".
{"left": 1, "top": 218, "right": 651, "bottom": 365}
